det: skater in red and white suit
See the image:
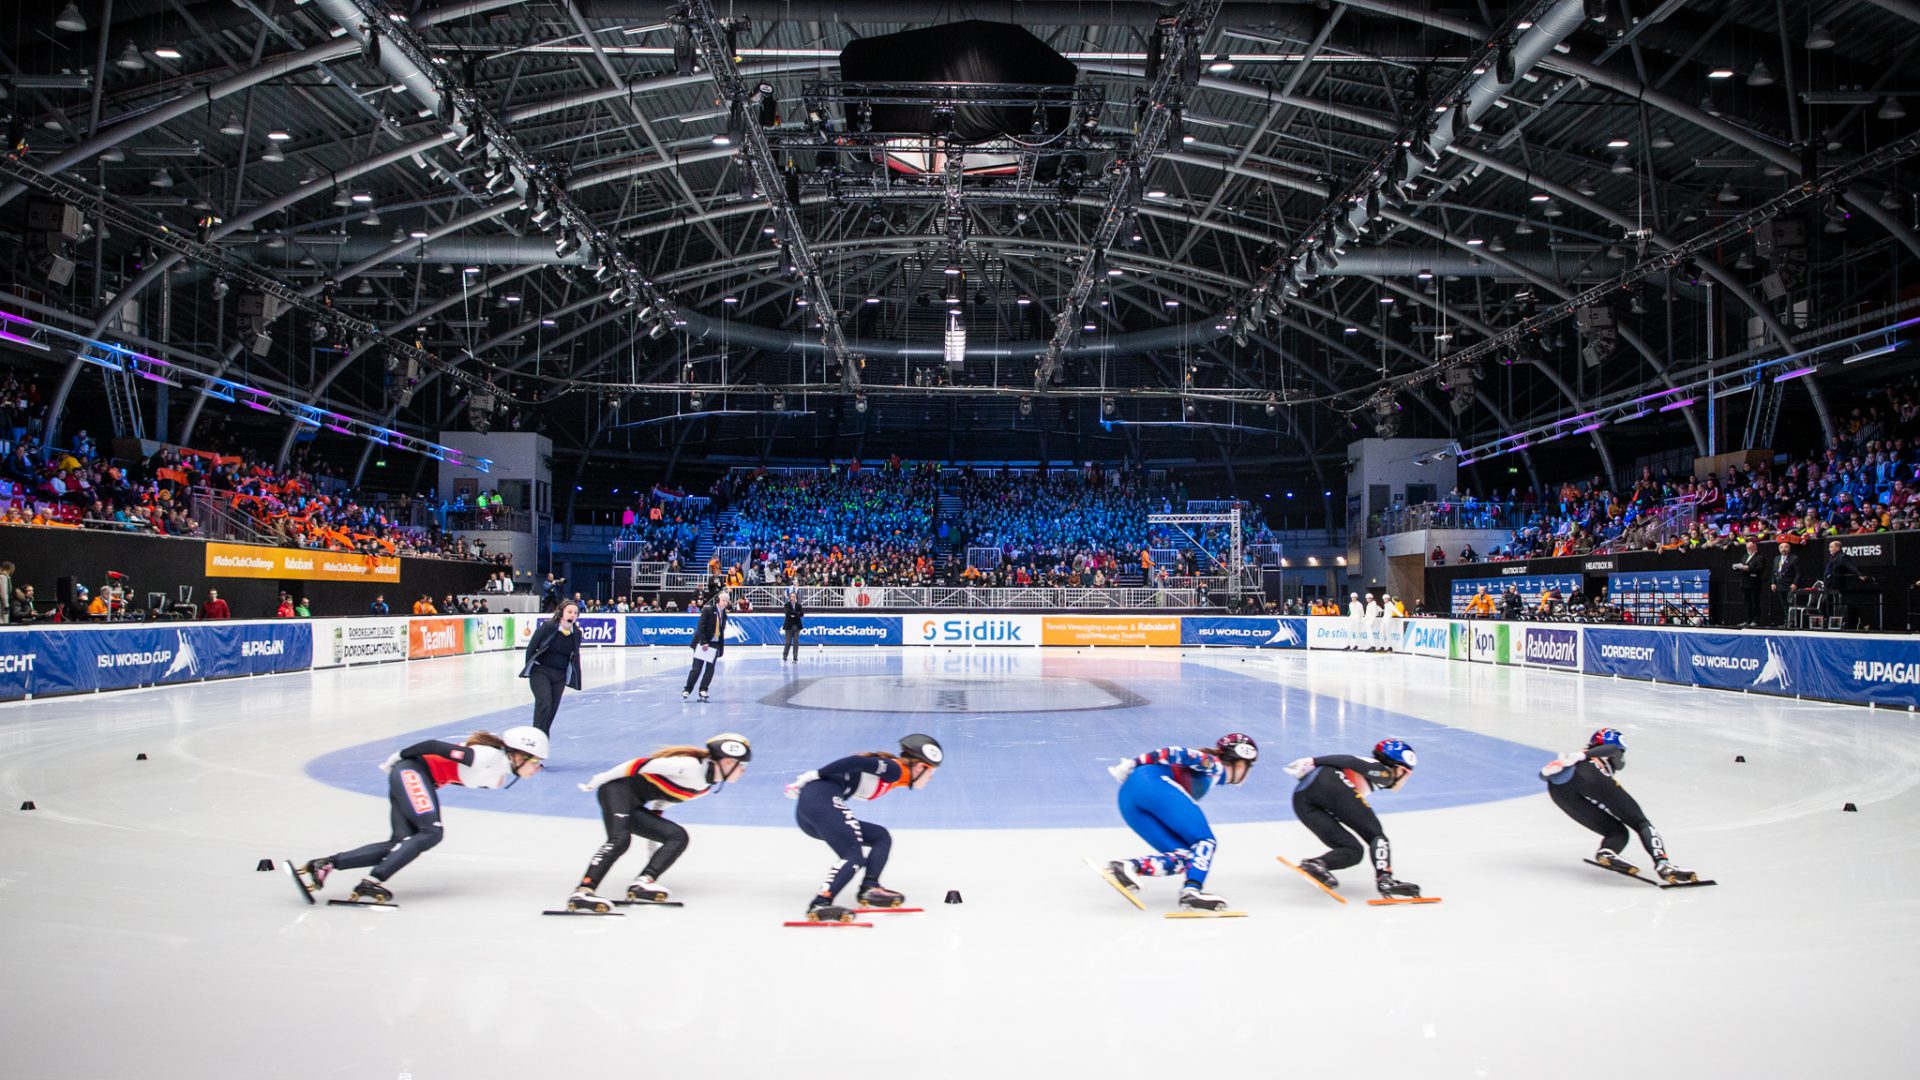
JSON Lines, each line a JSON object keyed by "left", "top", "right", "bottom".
{"left": 295, "top": 727, "right": 548, "bottom": 904}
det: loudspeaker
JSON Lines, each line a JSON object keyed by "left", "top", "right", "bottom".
{"left": 55, "top": 575, "right": 76, "bottom": 606}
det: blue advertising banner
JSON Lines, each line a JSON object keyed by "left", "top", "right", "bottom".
{"left": 1582, "top": 626, "right": 1679, "bottom": 682}
{"left": 0, "top": 632, "right": 38, "bottom": 699}
{"left": 1607, "top": 569, "right": 1711, "bottom": 621}
{"left": 1517, "top": 626, "right": 1580, "bottom": 670}
{"left": 1674, "top": 632, "right": 1779, "bottom": 692}
{"left": 626, "top": 615, "right": 700, "bottom": 645}
{"left": 1746, "top": 634, "right": 1920, "bottom": 709}
{"left": 1449, "top": 574, "right": 1582, "bottom": 615}
{"left": 797, "top": 616, "right": 902, "bottom": 646}
{"left": 574, "top": 616, "right": 623, "bottom": 647}
{"left": 625, "top": 614, "right": 902, "bottom": 647}
{"left": 1179, "top": 616, "right": 1307, "bottom": 648}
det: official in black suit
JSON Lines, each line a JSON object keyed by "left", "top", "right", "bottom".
{"left": 682, "top": 589, "right": 729, "bottom": 701}
{"left": 1769, "top": 541, "right": 1800, "bottom": 626}
{"left": 1818, "top": 539, "right": 1869, "bottom": 629}
{"left": 1731, "top": 540, "right": 1767, "bottom": 627}
{"left": 780, "top": 585, "right": 805, "bottom": 662}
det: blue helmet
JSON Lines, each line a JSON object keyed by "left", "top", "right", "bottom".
{"left": 1374, "top": 739, "right": 1417, "bottom": 770}
{"left": 1589, "top": 728, "right": 1626, "bottom": 750}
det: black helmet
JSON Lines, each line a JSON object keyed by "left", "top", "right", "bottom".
{"left": 706, "top": 733, "right": 752, "bottom": 762}
{"left": 899, "top": 733, "right": 944, "bottom": 766}
{"left": 1216, "top": 732, "right": 1259, "bottom": 762}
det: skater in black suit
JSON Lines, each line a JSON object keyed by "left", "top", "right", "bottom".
{"left": 1541, "top": 728, "right": 1699, "bottom": 885}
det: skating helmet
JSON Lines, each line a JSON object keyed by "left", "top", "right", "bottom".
{"left": 1589, "top": 728, "right": 1626, "bottom": 750}
{"left": 1215, "top": 732, "right": 1260, "bottom": 762}
{"left": 501, "top": 726, "right": 550, "bottom": 761}
{"left": 899, "top": 733, "right": 944, "bottom": 766}
{"left": 707, "top": 732, "right": 753, "bottom": 762}
{"left": 1373, "top": 738, "right": 1417, "bottom": 771}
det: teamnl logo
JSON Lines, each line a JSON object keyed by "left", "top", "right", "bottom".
{"left": 921, "top": 618, "right": 1025, "bottom": 643}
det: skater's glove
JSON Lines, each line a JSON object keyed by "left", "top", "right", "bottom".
{"left": 378, "top": 752, "right": 401, "bottom": 774}
{"left": 784, "top": 770, "right": 819, "bottom": 799}
{"left": 1107, "top": 759, "right": 1136, "bottom": 783}
{"left": 1283, "top": 757, "right": 1315, "bottom": 779}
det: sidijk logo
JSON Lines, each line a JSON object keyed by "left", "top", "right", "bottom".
{"left": 923, "top": 618, "right": 1025, "bottom": 642}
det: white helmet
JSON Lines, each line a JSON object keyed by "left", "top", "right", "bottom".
{"left": 500, "top": 726, "right": 549, "bottom": 760}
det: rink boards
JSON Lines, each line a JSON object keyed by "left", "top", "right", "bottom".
{"left": 2, "top": 612, "right": 1915, "bottom": 710}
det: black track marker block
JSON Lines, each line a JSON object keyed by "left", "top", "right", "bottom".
{"left": 1844, "top": 802, "right": 1858, "bottom": 812}
{"left": 257, "top": 858, "right": 276, "bottom": 871}
{"left": 19, "top": 801, "right": 35, "bottom": 811}
{"left": 1734, "top": 755, "right": 1745, "bottom": 762}
{"left": 944, "top": 889, "right": 963, "bottom": 904}
{"left": 136, "top": 753, "right": 148, "bottom": 761}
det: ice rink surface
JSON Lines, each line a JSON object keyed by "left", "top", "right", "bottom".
{"left": 3, "top": 645, "right": 1916, "bottom": 1079}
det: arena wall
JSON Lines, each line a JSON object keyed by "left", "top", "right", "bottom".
{"left": 3, "top": 612, "right": 1912, "bottom": 711}
{"left": 0, "top": 524, "right": 494, "bottom": 617}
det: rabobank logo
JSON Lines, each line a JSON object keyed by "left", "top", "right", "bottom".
{"left": 577, "top": 618, "right": 618, "bottom": 644}
{"left": 1523, "top": 628, "right": 1578, "bottom": 669}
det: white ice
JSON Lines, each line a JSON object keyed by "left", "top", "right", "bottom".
{"left": 1, "top": 646, "right": 1915, "bottom": 1079}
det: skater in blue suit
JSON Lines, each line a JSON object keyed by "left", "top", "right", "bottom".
{"left": 1102, "top": 733, "right": 1258, "bottom": 911}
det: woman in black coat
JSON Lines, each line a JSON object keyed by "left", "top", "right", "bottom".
{"left": 521, "top": 599, "right": 583, "bottom": 736}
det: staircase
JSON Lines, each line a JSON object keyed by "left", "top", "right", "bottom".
{"left": 935, "top": 492, "right": 963, "bottom": 559}
{"left": 692, "top": 510, "right": 737, "bottom": 568}
{"left": 100, "top": 364, "right": 145, "bottom": 440}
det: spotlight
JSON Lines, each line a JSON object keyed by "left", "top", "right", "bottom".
{"left": 55, "top": 2, "right": 87, "bottom": 32}
{"left": 854, "top": 394, "right": 867, "bottom": 414}
{"left": 1019, "top": 396, "right": 1032, "bottom": 416}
